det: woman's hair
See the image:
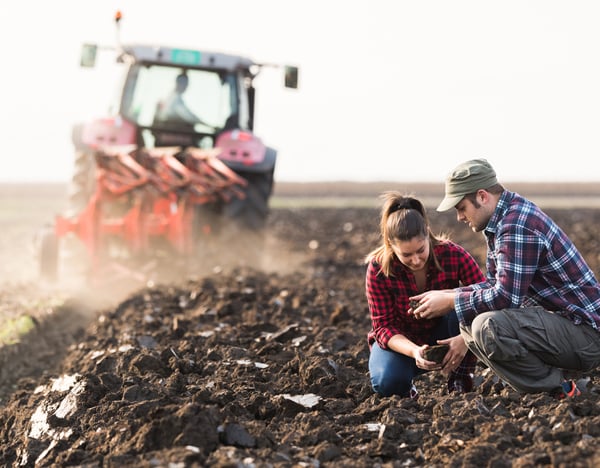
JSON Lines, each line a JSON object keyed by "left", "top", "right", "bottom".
{"left": 366, "top": 191, "right": 446, "bottom": 277}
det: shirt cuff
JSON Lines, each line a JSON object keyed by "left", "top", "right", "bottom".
{"left": 454, "top": 291, "right": 476, "bottom": 326}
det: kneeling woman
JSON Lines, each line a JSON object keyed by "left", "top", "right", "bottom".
{"left": 365, "top": 192, "right": 485, "bottom": 398}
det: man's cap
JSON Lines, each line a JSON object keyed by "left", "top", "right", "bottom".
{"left": 436, "top": 158, "right": 498, "bottom": 212}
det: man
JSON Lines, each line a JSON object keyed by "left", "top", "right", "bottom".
{"left": 154, "top": 73, "right": 215, "bottom": 147}
{"left": 410, "top": 158, "right": 600, "bottom": 398}
{"left": 156, "top": 73, "right": 209, "bottom": 127}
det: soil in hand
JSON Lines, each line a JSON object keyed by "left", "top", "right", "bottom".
{"left": 423, "top": 344, "right": 450, "bottom": 364}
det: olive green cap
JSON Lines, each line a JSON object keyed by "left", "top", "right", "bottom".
{"left": 436, "top": 159, "right": 498, "bottom": 212}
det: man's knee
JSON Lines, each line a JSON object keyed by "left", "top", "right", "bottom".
{"left": 471, "top": 311, "right": 495, "bottom": 338}
{"left": 471, "top": 311, "right": 526, "bottom": 360}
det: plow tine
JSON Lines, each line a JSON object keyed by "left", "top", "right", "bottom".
{"left": 96, "top": 146, "right": 149, "bottom": 195}
{"left": 188, "top": 147, "right": 248, "bottom": 185}
{"left": 183, "top": 148, "right": 248, "bottom": 203}
{"left": 135, "top": 147, "right": 209, "bottom": 198}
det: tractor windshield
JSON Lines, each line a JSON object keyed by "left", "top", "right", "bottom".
{"left": 121, "top": 64, "right": 250, "bottom": 146}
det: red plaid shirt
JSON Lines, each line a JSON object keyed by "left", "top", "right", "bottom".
{"left": 367, "top": 240, "right": 485, "bottom": 348}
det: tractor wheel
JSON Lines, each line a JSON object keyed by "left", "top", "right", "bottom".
{"left": 224, "top": 169, "right": 274, "bottom": 231}
{"left": 39, "top": 226, "right": 59, "bottom": 282}
{"left": 67, "top": 150, "right": 96, "bottom": 215}
{"left": 218, "top": 169, "right": 273, "bottom": 268}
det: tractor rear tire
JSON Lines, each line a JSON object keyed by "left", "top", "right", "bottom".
{"left": 39, "top": 226, "right": 59, "bottom": 282}
{"left": 224, "top": 169, "right": 274, "bottom": 231}
{"left": 219, "top": 169, "right": 273, "bottom": 268}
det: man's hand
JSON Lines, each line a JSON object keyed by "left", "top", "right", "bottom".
{"left": 409, "top": 290, "right": 455, "bottom": 320}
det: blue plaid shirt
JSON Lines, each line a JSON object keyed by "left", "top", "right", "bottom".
{"left": 455, "top": 190, "right": 600, "bottom": 331}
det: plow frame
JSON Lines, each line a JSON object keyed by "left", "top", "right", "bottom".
{"left": 49, "top": 145, "right": 248, "bottom": 285}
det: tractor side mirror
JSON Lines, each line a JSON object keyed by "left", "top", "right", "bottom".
{"left": 284, "top": 66, "right": 299, "bottom": 89}
{"left": 80, "top": 43, "right": 98, "bottom": 68}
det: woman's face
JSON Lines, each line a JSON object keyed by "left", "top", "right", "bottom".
{"left": 391, "top": 236, "right": 430, "bottom": 272}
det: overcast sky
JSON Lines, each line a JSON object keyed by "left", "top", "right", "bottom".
{"left": 1, "top": 1, "right": 599, "bottom": 183}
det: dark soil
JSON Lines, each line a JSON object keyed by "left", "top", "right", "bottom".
{"left": 1, "top": 206, "right": 600, "bottom": 467}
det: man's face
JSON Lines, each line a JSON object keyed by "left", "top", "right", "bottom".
{"left": 454, "top": 194, "right": 490, "bottom": 232}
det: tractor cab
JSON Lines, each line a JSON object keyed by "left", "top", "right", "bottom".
{"left": 79, "top": 44, "right": 266, "bottom": 152}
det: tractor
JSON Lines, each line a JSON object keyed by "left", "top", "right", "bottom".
{"left": 39, "top": 12, "right": 298, "bottom": 287}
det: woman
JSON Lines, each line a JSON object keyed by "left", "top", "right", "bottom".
{"left": 366, "top": 192, "right": 485, "bottom": 398}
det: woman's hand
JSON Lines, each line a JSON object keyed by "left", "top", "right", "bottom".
{"left": 413, "top": 345, "right": 442, "bottom": 371}
{"left": 438, "top": 335, "right": 468, "bottom": 375}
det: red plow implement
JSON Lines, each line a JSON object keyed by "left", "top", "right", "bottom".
{"left": 45, "top": 146, "right": 248, "bottom": 285}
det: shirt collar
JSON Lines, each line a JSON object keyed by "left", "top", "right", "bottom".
{"left": 484, "top": 190, "right": 512, "bottom": 237}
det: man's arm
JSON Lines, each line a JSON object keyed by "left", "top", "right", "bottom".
{"left": 409, "top": 290, "right": 455, "bottom": 320}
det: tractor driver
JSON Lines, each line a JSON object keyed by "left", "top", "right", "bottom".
{"left": 155, "top": 73, "right": 212, "bottom": 128}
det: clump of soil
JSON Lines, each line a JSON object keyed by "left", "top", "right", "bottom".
{"left": 1, "top": 207, "right": 600, "bottom": 467}
{"left": 423, "top": 345, "right": 449, "bottom": 364}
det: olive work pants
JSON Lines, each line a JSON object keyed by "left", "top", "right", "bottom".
{"left": 460, "top": 306, "right": 600, "bottom": 394}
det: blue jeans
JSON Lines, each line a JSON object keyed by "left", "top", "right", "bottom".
{"left": 369, "top": 312, "right": 460, "bottom": 397}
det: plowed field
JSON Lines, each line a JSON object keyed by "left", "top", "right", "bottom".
{"left": 1, "top": 182, "right": 599, "bottom": 467}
